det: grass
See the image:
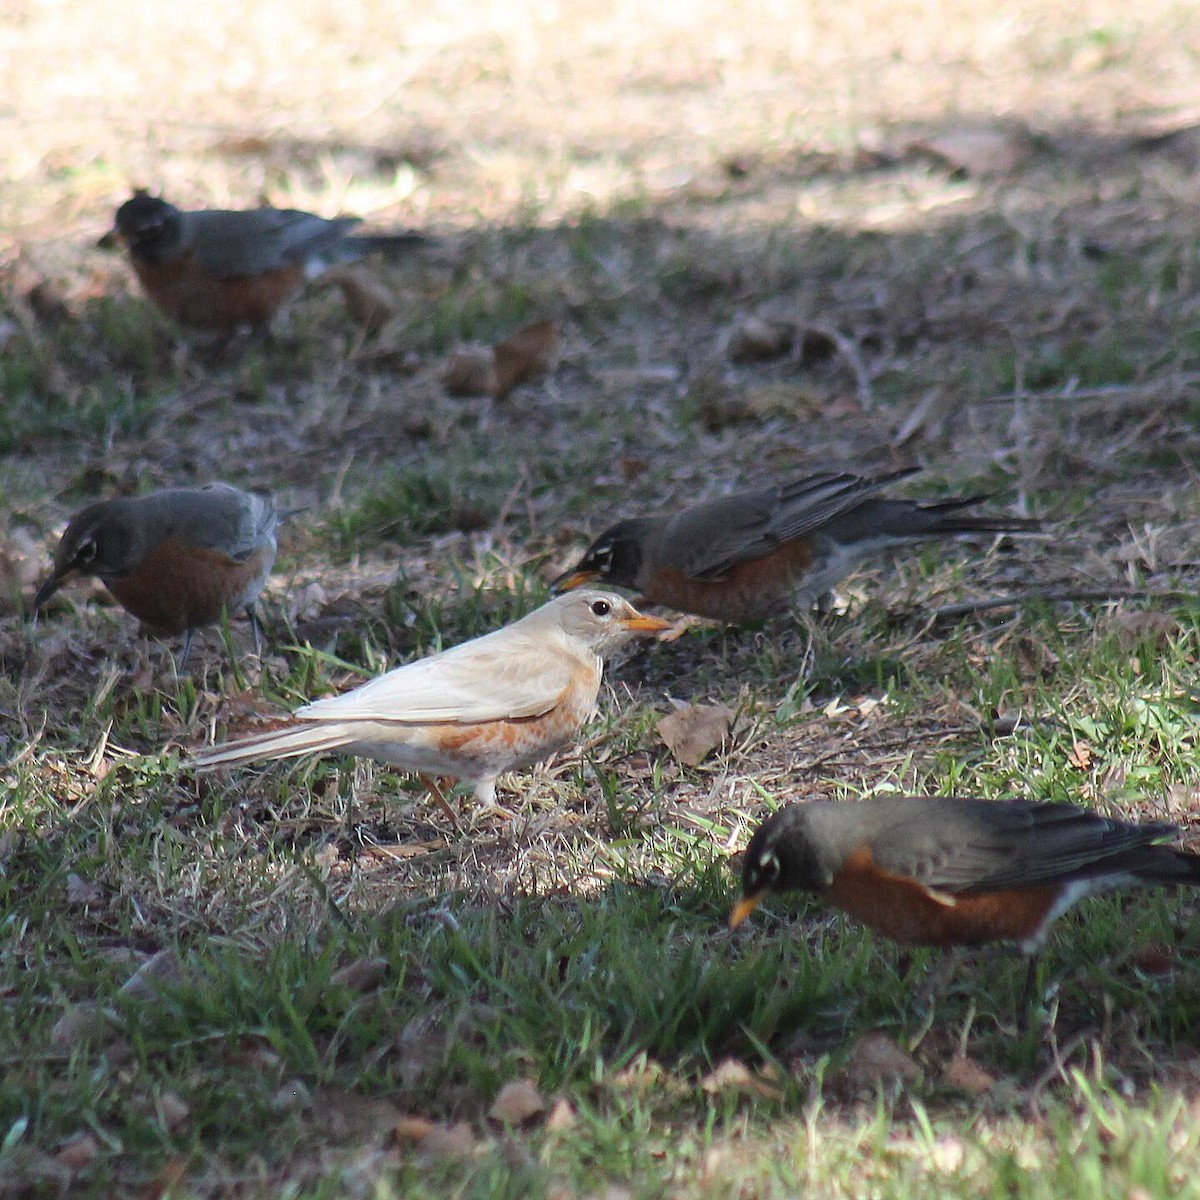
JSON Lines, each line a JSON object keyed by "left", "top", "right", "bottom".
{"left": 7, "top": 0, "right": 1200, "bottom": 1194}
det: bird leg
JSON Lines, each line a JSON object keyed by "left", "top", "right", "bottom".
{"left": 419, "top": 774, "right": 461, "bottom": 831}
{"left": 178, "top": 628, "right": 195, "bottom": 668}
{"left": 246, "top": 604, "right": 263, "bottom": 656}
{"left": 1018, "top": 954, "right": 1041, "bottom": 1033}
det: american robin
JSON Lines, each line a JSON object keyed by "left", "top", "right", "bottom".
{"left": 551, "top": 468, "right": 1040, "bottom": 622}
{"left": 34, "top": 483, "right": 278, "bottom": 664}
{"left": 193, "top": 589, "right": 671, "bottom": 821}
{"left": 108, "top": 190, "right": 425, "bottom": 332}
{"left": 731, "top": 796, "right": 1200, "bottom": 1010}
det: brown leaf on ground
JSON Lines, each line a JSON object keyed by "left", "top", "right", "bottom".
{"left": 395, "top": 1117, "right": 479, "bottom": 1162}
{"left": 845, "top": 1032, "right": 922, "bottom": 1093}
{"left": 443, "top": 346, "right": 496, "bottom": 397}
{"left": 942, "top": 1054, "right": 997, "bottom": 1096}
{"left": 544, "top": 1097, "right": 576, "bottom": 1131}
{"left": 1067, "top": 740, "right": 1094, "bottom": 771}
{"left": 325, "top": 265, "right": 398, "bottom": 332}
{"left": 492, "top": 318, "right": 559, "bottom": 399}
{"left": 55, "top": 1132, "right": 100, "bottom": 1171}
{"left": 0, "top": 526, "right": 42, "bottom": 614}
{"left": 700, "top": 1058, "right": 785, "bottom": 1101}
{"left": 49, "top": 1002, "right": 120, "bottom": 1047}
{"left": 658, "top": 702, "right": 734, "bottom": 766}
{"left": 489, "top": 1078, "right": 546, "bottom": 1126}
{"left": 330, "top": 956, "right": 390, "bottom": 993}
{"left": 1128, "top": 942, "right": 1177, "bottom": 975}
{"left": 120, "top": 949, "right": 186, "bottom": 1001}
{"left": 137, "top": 1154, "right": 188, "bottom": 1200}
{"left": 1109, "top": 610, "right": 1180, "bottom": 649}
{"left": 65, "top": 873, "right": 103, "bottom": 908}
{"left": 910, "top": 126, "right": 1029, "bottom": 176}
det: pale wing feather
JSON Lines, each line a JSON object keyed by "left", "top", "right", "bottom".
{"left": 296, "top": 631, "right": 587, "bottom": 726}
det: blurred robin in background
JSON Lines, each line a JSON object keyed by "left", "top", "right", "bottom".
{"left": 551, "top": 468, "right": 1040, "bottom": 622}
{"left": 34, "top": 482, "right": 278, "bottom": 664}
{"left": 731, "top": 795, "right": 1200, "bottom": 1014}
{"left": 103, "top": 190, "right": 425, "bottom": 332}
{"left": 194, "top": 589, "right": 670, "bottom": 825}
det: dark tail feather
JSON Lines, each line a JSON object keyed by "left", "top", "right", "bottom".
{"left": 911, "top": 493, "right": 1040, "bottom": 535}
{"left": 1141, "top": 846, "right": 1200, "bottom": 885}
{"left": 346, "top": 232, "right": 430, "bottom": 258}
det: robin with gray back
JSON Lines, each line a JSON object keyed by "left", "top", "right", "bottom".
{"left": 34, "top": 482, "right": 278, "bottom": 664}
{"left": 552, "top": 468, "right": 1040, "bottom": 622}
{"left": 732, "top": 795, "right": 1200, "bottom": 1016}
{"left": 109, "top": 191, "right": 425, "bottom": 332}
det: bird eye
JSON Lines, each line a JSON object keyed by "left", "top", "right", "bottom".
{"left": 754, "top": 850, "right": 780, "bottom": 886}
{"left": 75, "top": 536, "right": 97, "bottom": 564}
{"left": 590, "top": 599, "right": 612, "bottom": 617}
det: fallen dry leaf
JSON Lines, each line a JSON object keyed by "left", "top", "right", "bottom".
{"left": 156, "top": 1091, "right": 190, "bottom": 1131}
{"left": 657, "top": 702, "right": 734, "bottom": 766}
{"left": 1110, "top": 610, "right": 1180, "bottom": 650}
{"left": 942, "top": 1054, "right": 997, "bottom": 1097}
{"left": 49, "top": 1002, "right": 119, "bottom": 1047}
{"left": 911, "top": 127, "right": 1028, "bottom": 176}
{"left": 442, "top": 346, "right": 496, "bottom": 397}
{"left": 489, "top": 1078, "right": 545, "bottom": 1126}
{"left": 1067, "top": 741, "right": 1094, "bottom": 771}
{"left": 544, "top": 1097, "right": 576, "bottom": 1132}
{"left": 420, "top": 1125, "right": 480, "bottom": 1163}
{"left": 492, "top": 319, "right": 559, "bottom": 399}
{"left": 55, "top": 1132, "right": 100, "bottom": 1171}
{"left": 120, "top": 949, "right": 185, "bottom": 1002}
{"left": 325, "top": 264, "right": 397, "bottom": 332}
{"left": 330, "top": 956, "right": 389, "bottom": 993}
{"left": 700, "top": 1057, "right": 785, "bottom": 1101}
{"left": 393, "top": 1116, "right": 438, "bottom": 1143}
{"left": 1128, "top": 942, "right": 1177, "bottom": 975}
{"left": 845, "top": 1032, "right": 921, "bottom": 1093}
{"left": 65, "top": 873, "right": 103, "bottom": 908}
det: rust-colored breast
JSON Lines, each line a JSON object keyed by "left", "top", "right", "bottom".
{"left": 132, "top": 255, "right": 304, "bottom": 330}
{"left": 106, "top": 535, "right": 271, "bottom": 634}
{"left": 825, "top": 846, "right": 1062, "bottom": 949}
{"left": 644, "top": 537, "right": 816, "bottom": 622}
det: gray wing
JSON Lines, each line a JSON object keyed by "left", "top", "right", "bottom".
{"left": 186, "top": 208, "right": 361, "bottom": 278}
{"left": 152, "top": 485, "right": 277, "bottom": 561}
{"left": 677, "top": 470, "right": 919, "bottom": 579}
{"left": 867, "top": 798, "right": 1175, "bottom": 893}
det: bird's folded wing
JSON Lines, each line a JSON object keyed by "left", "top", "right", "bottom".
{"left": 191, "top": 209, "right": 360, "bottom": 277}
{"left": 870, "top": 800, "right": 1174, "bottom": 892}
{"left": 162, "top": 485, "right": 276, "bottom": 560}
{"left": 296, "top": 638, "right": 580, "bottom": 725}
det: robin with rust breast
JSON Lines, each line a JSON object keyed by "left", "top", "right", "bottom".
{"left": 551, "top": 468, "right": 1040, "bottom": 622}
{"left": 107, "top": 190, "right": 424, "bottom": 332}
{"left": 34, "top": 483, "right": 278, "bottom": 664}
{"left": 731, "top": 796, "right": 1200, "bottom": 1013}
{"left": 194, "top": 590, "right": 670, "bottom": 824}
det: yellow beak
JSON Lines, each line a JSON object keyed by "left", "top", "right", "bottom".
{"left": 550, "top": 568, "right": 600, "bottom": 594}
{"left": 728, "top": 893, "right": 762, "bottom": 930}
{"left": 619, "top": 613, "right": 672, "bottom": 635}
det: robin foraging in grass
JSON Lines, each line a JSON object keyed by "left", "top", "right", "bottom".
{"left": 730, "top": 796, "right": 1200, "bottom": 1013}
{"left": 33, "top": 483, "right": 278, "bottom": 664}
{"left": 193, "top": 590, "right": 671, "bottom": 823}
{"left": 106, "top": 190, "right": 425, "bottom": 332}
{"left": 551, "top": 468, "right": 1040, "bottom": 622}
